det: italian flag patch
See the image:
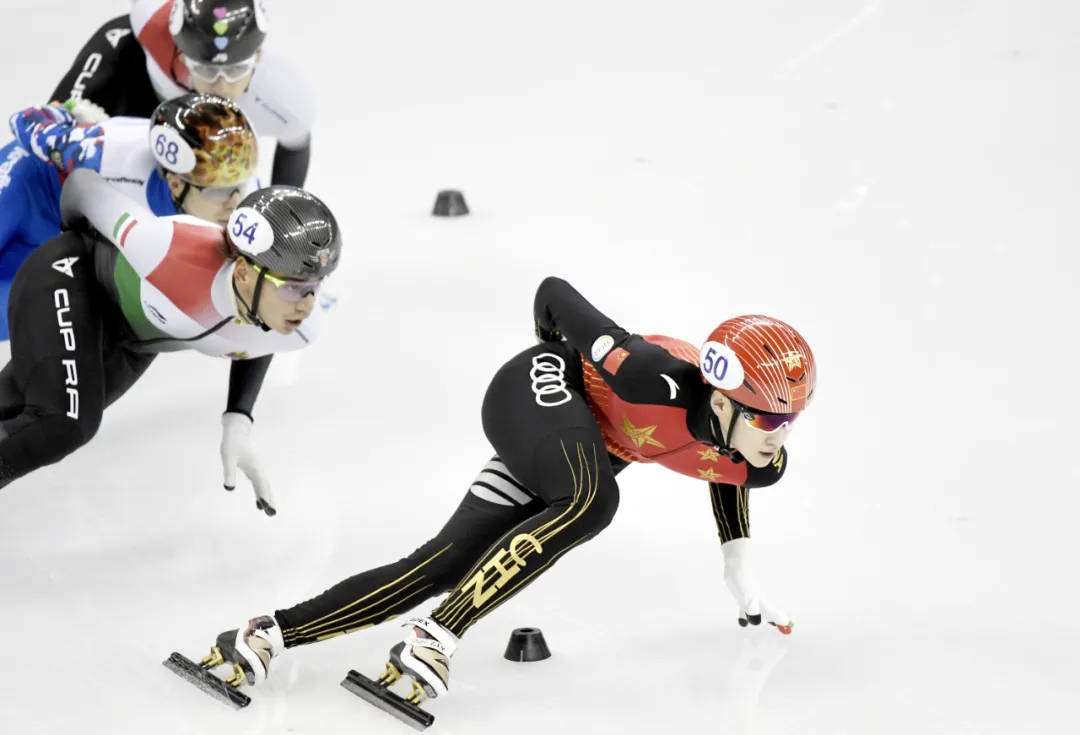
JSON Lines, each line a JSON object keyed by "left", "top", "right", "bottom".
{"left": 112, "top": 212, "right": 138, "bottom": 247}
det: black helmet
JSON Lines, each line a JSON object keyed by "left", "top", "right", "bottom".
{"left": 149, "top": 93, "right": 258, "bottom": 188}
{"left": 226, "top": 186, "right": 342, "bottom": 280}
{"left": 170, "top": 0, "right": 268, "bottom": 64}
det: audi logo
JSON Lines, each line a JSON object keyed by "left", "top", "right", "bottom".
{"left": 529, "top": 353, "right": 573, "bottom": 407}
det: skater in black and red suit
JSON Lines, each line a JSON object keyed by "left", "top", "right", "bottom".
{"left": 187, "top": 275, "right": 817, "bottom": 718}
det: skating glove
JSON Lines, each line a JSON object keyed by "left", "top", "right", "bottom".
{"left": 220, "top": 412, "right": 276, "bottom": 517}
{"left": 721, "top": 538, "right": 792, "bottom": 635}
{"left": 16, "top": 103, "right": 74, "bottom": 130}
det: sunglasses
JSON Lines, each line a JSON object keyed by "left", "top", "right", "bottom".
{"left": 190, "top": 183, "right": 244, "bottom": 203}
{"left": 733, "top": 401, "right": 799, "bottom": 434}
{"left": 255, "top": 264, "right": 324, "bottom": 303}
{"left": 183, "top": 54, "right": 258, "bottom": 83}
{"left": 191, "top": 177, "right": 257, "bottom": 203}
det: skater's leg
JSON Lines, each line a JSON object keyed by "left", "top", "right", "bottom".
{"left": 0, "top": 232, "right": 107, "bottom": 488}
{"left": 368, "top": 343, "right": 618, "bottom": 705}
{"left": 273, "top": 457, "right": 542, "bottom": 647}
{"left": 189, "top": 457, "right": 542, "bottom": 690}
{"left": 431, "top": 343, "right": 619, "bottom": 638}
{"left": 101, "top": 344, "right": 156, "bottom": 407}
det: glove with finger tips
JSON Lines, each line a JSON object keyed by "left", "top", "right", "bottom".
{"left": 722, "top": 538, "right": 793, "bottom": 635}
{"left": 220, "top": 412, "right": 277, "bottom": 517}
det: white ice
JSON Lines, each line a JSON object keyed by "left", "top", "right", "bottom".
{"left": 1, "top": 1, "right": 1078, "bottom": 733}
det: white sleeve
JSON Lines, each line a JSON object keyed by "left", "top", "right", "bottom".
{"left": 131, "top": 0, "right": 188, "bottom": 102}
{"left": 243, "top": 49, "right": 316, "bottom": 149}
{"left": 129, "top": 0, "right": 165, "bottom": 34}
{"left": 96, "top": 117, "right": 152, "bottom": 179}
{"left": 60, "top": 168, "right": 174, "bottom": 277}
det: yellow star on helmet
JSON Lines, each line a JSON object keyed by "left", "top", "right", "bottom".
{"left": 780, "top": 351, "right": 804, "bottom": 371}
{"left": 621, "top": 416, "right": 665, "bottom": 449}
{"left": 698, "top": 467, "right": 724, "bottom": 481}
{"left": 697, "top": 448, "right": 721, "bottom": 463}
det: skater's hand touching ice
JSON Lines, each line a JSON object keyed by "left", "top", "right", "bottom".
{"left": 722, "top": 538, "right": 792, "bottom": 635}
{"left": 220, "top": 412, "right": 276, "bottom": 517}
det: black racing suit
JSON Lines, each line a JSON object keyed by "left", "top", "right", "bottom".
{"left": 50, "top": 16, "right": 160, "bottom": 117}
{"left": 275, "top": 277, "right": 786, "bottom": 644}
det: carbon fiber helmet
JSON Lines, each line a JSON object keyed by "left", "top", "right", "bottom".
{"left": 149, "top": 93, "right": 258, "bottom": 188}
{"left": 170, "top": 0, "right": 268, "bottom": 64}
{"left": 226, "top": 186, "right": 342, "bottom": 279}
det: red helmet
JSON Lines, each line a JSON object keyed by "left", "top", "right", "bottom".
{"left": 700, "top": 315, "right": 816, "bottom": 414}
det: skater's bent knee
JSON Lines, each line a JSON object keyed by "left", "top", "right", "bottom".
{"left": 548, "top": 469, "right": 619, "bottom": 535}
{"left": 39, "top": 408, "right": 100, "bottom": 449}
{"left": 3, "top": 407, "right": 98, "bottom": 466}
{"left": 588, "top": 476, "right": 620, "bottom": 532}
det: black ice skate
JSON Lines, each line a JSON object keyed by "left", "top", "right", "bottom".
{"left": 341, "top": 616, "right": 458, "bottom": 730}
{"left": 163, "top": 615, "right": 283, "bottom": 710}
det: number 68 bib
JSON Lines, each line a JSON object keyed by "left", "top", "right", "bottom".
{"left": 149, "top": 125, "right": 197, "bottom": 174}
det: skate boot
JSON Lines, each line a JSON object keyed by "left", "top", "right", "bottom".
{"left": 341, "top": 616, "right": 459, "bottom": 730}
{"left": 214, "top": 615, "right": 284, "bottom": 686}
{"left": 163, "top": 615, "right": 283, "bottom": 709}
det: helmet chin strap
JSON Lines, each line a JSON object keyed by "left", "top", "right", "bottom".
{"left": 233, "top": 264, "right": 272, "bottom": 332}
{"left": 709, "top": 398, "right": 742, "bottom": 458}
{"left": 167, "top": 169, "right": 192, "bottom": 213}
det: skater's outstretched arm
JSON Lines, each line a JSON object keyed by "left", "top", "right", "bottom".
{"left": 710, "top": 447, "right": 794, "bottom": 636}
{"left": 59, "top": 168, "right": 188, "bottom": 274}
{"left": 709, "top": 482, "right": 751, "bottom": 544}
{"left": 707, "top": 446, "right": 787, "bottom": 543}
{"left": 227, "top": 356, "right": 273, "bottom": 420}
{"left": 222, "top": 354, "right": 276, "bottom": 514}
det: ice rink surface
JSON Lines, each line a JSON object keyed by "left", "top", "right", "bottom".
{"left": 1, "top": 1, "right": 1078, "bottom": 733}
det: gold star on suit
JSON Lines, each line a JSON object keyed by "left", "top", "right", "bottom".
{"left": 698, "top": 448, "right": 721, "bottom": 463}
{"left": 698, "top": 467, "right": 724, "bottom": 481}
{"left": 621, "top": 416, "right": 665, "bottom": 449}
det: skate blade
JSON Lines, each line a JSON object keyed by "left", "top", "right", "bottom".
{"left": 163, "top": 652, "right": 251, "bottom": 710}
{"left": 341, "top": 670, "right": 434, "bottom": 730}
